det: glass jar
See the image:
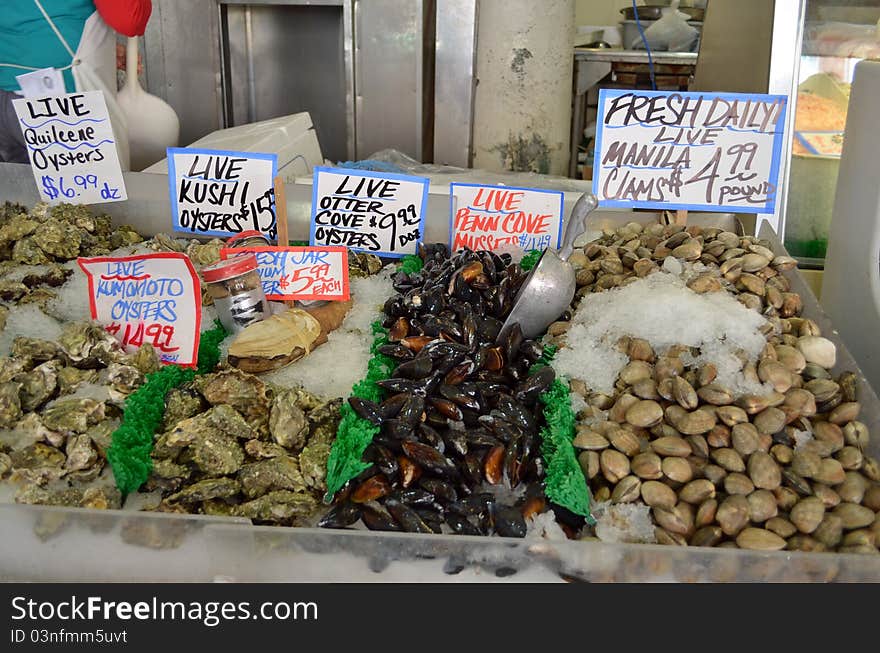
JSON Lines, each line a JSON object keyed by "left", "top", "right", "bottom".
{"left": 201, "top": 254, "right": 270, "bottom": 334}
{"left": 226, "top": 230, "right": 272, "bottom": 249}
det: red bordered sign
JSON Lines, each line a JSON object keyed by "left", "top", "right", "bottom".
{"left": 77, "top": 252, "right": 202, "bottom": 367}
{"left": 219, "top": 246, "right": 350, "bottom": 302}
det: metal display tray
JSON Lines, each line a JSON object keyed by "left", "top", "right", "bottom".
{"left": 0, "top": 168, "right": 877, "bottom": 581}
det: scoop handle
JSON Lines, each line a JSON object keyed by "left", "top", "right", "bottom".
{"left": 558, "top": 192, "right": 599, "bottom": 262}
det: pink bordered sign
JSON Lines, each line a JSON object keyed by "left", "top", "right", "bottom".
{"left": 77, "top": 252, "right": 202, "bottom": 367}
{"left": 220, "top": 246, "right": 350, "bottom": 302}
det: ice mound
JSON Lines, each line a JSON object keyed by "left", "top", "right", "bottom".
{"left": 592, "top": 501, "right": 656, "bottom": 544}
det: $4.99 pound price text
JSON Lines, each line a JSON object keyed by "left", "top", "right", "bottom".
{"left": 41, "top": 174, "right": 122, "bottom": 201}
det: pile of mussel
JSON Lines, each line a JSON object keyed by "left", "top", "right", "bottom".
{"left": 320, "top": 245, "right": 561, "bottom": 537}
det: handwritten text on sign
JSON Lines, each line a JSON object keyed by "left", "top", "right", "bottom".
{"left": 168, "top": 148, "right": 278, "bottom": 239}
{"left": 12, "top": 91, "right": 127, "bottom": 205}
{"left": 310, "top": 167, "right": 428, "bottom": 258}
{"left": 450, "top": 183, "right": 564, "bottom": 252}
{"left": 593, "top": 90, "right": 788, "bottom": 213}
{"left": 220, "top": 246, "right": 349, "bottom": 301}
{"left": 78, "top": 253, "right": 202, "bottom": 367}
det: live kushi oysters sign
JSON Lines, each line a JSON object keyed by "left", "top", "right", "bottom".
{"left": 593, "top": 90, "right": 788, "bottom": 213}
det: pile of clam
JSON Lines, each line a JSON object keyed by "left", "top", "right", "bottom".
{"left": 553, "top": 222, "right": 880, "bottom": 554}
{"left": 321, "top": 245, "right": 556, "bottom": 537}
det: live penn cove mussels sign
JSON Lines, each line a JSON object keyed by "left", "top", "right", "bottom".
{"left": 593, "top": 90, "right": 788, "bottom": 213}
{"left": 12, "top": 91, "right": 127, "bottom": 205}
{"left": 167, "top": 148, "right": 278, "bottom": 239}
{"left": 310, "top": 167, "right": 428, "bottom": 258}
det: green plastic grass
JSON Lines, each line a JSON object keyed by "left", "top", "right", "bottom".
{"left": 519, "top": 249, "right": 542, "bottom": 271}
{"left": 108, "top": 321, "right": 228, "bottom": 495}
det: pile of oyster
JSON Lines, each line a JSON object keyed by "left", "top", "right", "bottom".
{"left": 145, "top": 369, "right": 339, "bottom": 525}
{"left": 0, "top": 322, "right": 159, "bottom": 510}
{"left": 553, "top": 222, "right": 880, "bottom": 554}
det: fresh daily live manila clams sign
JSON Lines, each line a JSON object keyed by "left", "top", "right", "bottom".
{"left": 593, "top": 90, "right": 788, "bottom": 213}
{"left": 450, "top": 183, "right": 565, "bottom": 252}
{"left": 310, "top": 167, "right": 429, "bottom": 258}
{"left": 78, "top": 253, "right": 202, "bottom": 367}
{"left": 219, "top": 246, "right": 349, "bottom": 301}
{"left": 168, "top": 148, "right": 278, "bottom": 239}
{"left": 12, "top": 90, "right": 127, "bottom": 204}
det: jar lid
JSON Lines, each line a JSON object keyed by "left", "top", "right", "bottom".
{"left": 226, "top": 230, "right": 271, "bottom": 247}
{"left": 202, "top": 253, "right": 258, "bottom": 282}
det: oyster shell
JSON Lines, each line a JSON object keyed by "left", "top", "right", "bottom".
{"left": 238, "top": 455, "right": 306, "bottom": 499}
{"left": 32, "top": 219, "right": 81, "bottom": 259}
{"left": 0, "top": 357, "right": 28, "bottom": 383}
{"left": 269, "top": 389, "right": 309, "bottom": 451}
{"left": 166, "top": 477, "right": 241, "bottom": 503}
{"left": 40, "top": 397, "right": 105, "bottom": 435}
{"left": 11, "top": 237, "right": 51, "bottom": 264}
{"left": 14, "top": 360, "right": 59, "bottom": 411}
{"left": 244, "top": 439, "right": 287, "bottom": 459}
{"left": 58, "top": 322, "right": 122, "bottom": 369}
{"left": 0, "top": 280, "right": 28, "bottom": 301}
{"left": 64, "top": 433, "right": 98, "bottom": 472}
{"left": 104, "top": 363, "right": 144, "bottom": 397}
{"left": 0, "top": 218, "right": 39, "bottom": 244}
{"left": 128, "top": 343, "right": 161, "bottom": 376}
{"left": 11, "top": 337, "right": 57, "bottom": 364}
{"left": 154, "top": 405, "right": 253, "bottom": 459}
{"left": 108, "top": 225, "right": 143, "bottom": 249}
{"left": 195, "top": 369, "right": 272, "bottom": 434}
{"left": 185, "top": 238, "right": 224, "bottom": 266}
{"left": 1, "top": 412, "right": 62, "bottom": 449}
{"left": 8, "top": 442, "right": 65, "bottom": 485}
{"left": 160, "top": 385, "right": 207, "bottom": 431}
{"left": 57, "top": 367, "right": 99, "bottom": 395}
{"left": 299, "top": 439, "right": 331, "bottom": 492}
{"left": 349, "top": 252, "right": 384, "bottom": 278}
{"left": 234, "top": 489, "right": 317, "bottom": 524}
{"left": 187, "top": 431, "right": 244, "bottom": 476}
{"left": 0, "top": 381, "right": 23, "bottom": 428}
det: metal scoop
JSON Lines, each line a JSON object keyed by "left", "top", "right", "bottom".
{"left": 498, "top": 192, "right": 599, "bottom": 342}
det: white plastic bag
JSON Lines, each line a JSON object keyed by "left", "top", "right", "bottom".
{"left": 642, "top": 1, "right": 699, "bottom": 52}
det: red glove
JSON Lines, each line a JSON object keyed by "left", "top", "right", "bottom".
{"left": 94, "top": 0, "right": 153, "bottom": 37}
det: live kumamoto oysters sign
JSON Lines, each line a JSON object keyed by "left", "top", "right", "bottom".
{"left": 593, "top": 90, "right": 788, "bottom": 213}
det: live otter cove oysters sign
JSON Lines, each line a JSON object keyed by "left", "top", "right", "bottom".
{"left": 593, "top": 90, "right": 788, "bottom": 213}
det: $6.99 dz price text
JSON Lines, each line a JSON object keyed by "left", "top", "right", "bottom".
{"left": 41, "top": 174, "right": 121, "bottom": 201}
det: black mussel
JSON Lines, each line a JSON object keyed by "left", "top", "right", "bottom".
{"left": 378, "top": 343, "right": 414, "bottom": 360}
{"left": 475, "top": 380, "right": 507, "bottom": 398}
{"left": 520, "top": 495, "right": 546, "bottom": 520}
{"left": 384, "top": 296, "right": 407, "bottom": 318}
{"left": 365, "top": 444, "right": 399, "bottom": 478}
{"left": 385, "top": 498, "right": 435, "bottom": 534}
{"left": 419, "top": 477, "right": 458, "bottom": 504}
{"left": 397, "top": 455, "right": 422, "bottom": 488}
{"left": 401, "top": 335, "right": 434, "bottom": 353}
{"left": 461, "top": 312, "right": 477, "bottom": 348}
{"left": 460, "top": 452, "right": 484, "bottom": 486}
{"left": 442, "top": 429, "right": 468, "bottom": 457}
{"left": 377, "top": 378, "right": 421, "bottom": 394}
{"left": 503, "top": 322, "right": 524, "bottom": 364}
{"left": 351, "top": 474, "right": 392, "bottom": 503}
{"left": 393, "top": 355, "right": 433, "bottom": 379}
{"left": 464, "top": 428, "right": 501, "bottom": 448}
{"left": 504, "top": 358, "right": 530, "bottom": 383}
{"left": 476, "top": 316, "right": 503, "bottom": 342}
{"left": 348, "top": 397, "right": 384, "bottom": 425}
{"left": 492, "top": 505, "right": 527, "bottom": 538}
{"left": 383, "top": 418, "right": 413, "bottom": 440}
{"left": 452, "top": 272, "right": 480, "bottom": 303}
{"left": 415, "top": 372, "right": 442, "bottom": 397}
{"left": 439, "top": 384, "right": 481, "bottom": 411}
{"left": 484, "top": 445, "right": 505, "bottom": 484}
{"left": 495, "top": 395, "right": 538, "bottom": 433}
{"left": 422, "top": 316, "right": 462, "bottom": 339}
{"left": 515, "top": 365, "right": 556, "bottom": 405}
{"left": 420, "top": 290, "right": 444, "bottom": 315}
{"left": 371, "top": 435, "right": 403, "bottom": 455}
{"left": 549, "top": 502, "right": 587, "bottom": 532}
{"left": 353, "top": 464, "right": 380, "bottom": 484}
{"left": 419, "top": 425, "right": 445, "bottom": 453}
{"left": 459, "top": 407, "right": 481, "bottom": 427}
{"left": 397, "top": 394, "right": 426, "bottom": 427}
{"left": 504, "top": 437, "right": 522, "bottom": 487}
{"left": 392, "top": 487, "right": 438, "bottom": 507}
{"left": 520, "top": 456, "right": 545, "bottom": 482}
{"left": 318, "top": 501, "right": 361, "bottom": 529}
{"left": 401, "top": 441, "right": 457, "bottom": 477}
{"left": 380, "top": 393, "right": 408, "bottom": 419}
{"left": 487, "top": 418, "right": 523, "bottom": 444}
{"left": 446, "top": 513, "right": 481, "bottom": 536}
{"left": 426, "top": 409, "right": 449, "bottom": 428}
{"left": 460, "top": 260, "right": 484, "bottom": 282}
{"left": 429, "top": 396, "right": 463, "bottom": 421}
{"left": 436, "top": 352, "right": 467, "bottom": 375}
{"left": 361, "top": 505, "right": 402, "bottom": 532}
{"left": 414, "top": 508, "right": 445, "bottom": 534}
{"left": 518, "top": 339, "right": 544, "bottom": 363}
{"left": 423, "top": 340, "right": 469, "bottom": 359}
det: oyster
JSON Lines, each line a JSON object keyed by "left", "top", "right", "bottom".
{"left": 149, "top": 458, "right": 191, "bottom": 480}
{"left": 195, "top": 369, "right": 272, "bottom": 433}
{"left": 234, "top": 489, "right": 317, "bottom": 524}
{"left": 166, "top": 477, "right": 241, "bottom": 503}
{"left": 80, "top": 485, "right": 121, "bottom": 510}
{"left": 0, "top": 306, "right": 7, "bottom": 331}
{"left": 299, "top": 439, "right": 331, "bottom": 492}
{"left": 108, "top": 225, "right": 143, "bottom": 249}
{"left": 8, "top": 442, "right": 66, "bottom": 485}
{"left": 64, "top": 433, "right": 98, "bottom": 472}
{"left": 185, "top": 238, "right": 224, "bottom": 266}
{"left": 57, "top": 322, "right": 122, "bottom": 369}
{"left": 1, "top": 412, "right": 62, "bottom": 449}
{"left": 269, "top": 390, "right": 309, "bottom": 451}
{"left": 160, "top": 385, "right": 207, "bottom": 431}
{"left": 21, "top": 263, "right": 71, "bottom": 288}
{"left": 0, "top": 357, "right": 28, "bottom": 383}
{"left": 0, "top": 280, "right": 28, "bottom": 301}
{"left": 128, "top": 343, "right": 161, "bottom": 376}
{"left": 57, "top": 367, "right": 99, "bottom": 395}
{"left": 11, "top": 337, "right": 57, "bottom": 364}
{"left": 307, "top": 398, "right": 343, "bottom": 444}
{"left": 238, "top": 455, "right": 305, "bottom": 499}
{"left": 32, "top": 219, "right": 81, "bottom": 259}
{"left": 0, "top": 451, "right": 11, "bottom": 477}
{"left": 85, "top": 420, "right": 115, "bottom": 457}
{"left": 0, "top": 381, "right": 22, "bottom": 428}
{"left": 0, "top": 218, "right": 39, "bottom": 244}
{"left": 104, "top": 363, "right": 144, "bottom": 397}
{"left": 151, "top": 233, "right": 186, "bottom": 253}
{"left": 154, "top": 405, "right": 253, "bottom": 459}
{"left": 11, "top": 237, "right": 52, "bottom": 264}
{"left": 120, "top": 517, "right": 188, "bottom": 550}
{"left": 14, "top": 360, "right": 59, "bottom": 411}
{"left": 349, "top": 252, "right": 384, "bottom": 278}
{"left": 40, "top": 397, "right": 105, "bottom": 435}
{"left": 187, "top": 431, "right": 244, "bottom": 476}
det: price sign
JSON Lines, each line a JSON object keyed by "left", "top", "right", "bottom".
{"left": 12, "top": 91, "right": 127, "bottom": 204}
{"left": 450, "top": 183, "right": 564, "bottom": 253}
{"left": 167, "top": 148, "right": 278, "bottom": 239}
{"left": 220, "top": 246, "right": 349, "bottom": 301}
{"left": 310, "top": 167, "right": 428, "bottom": 258}
{"left": 78, "top": 253, "right": 202, "bottom": 367}
{"left": 593, "top": 90, "right": 788, "bottom": 213}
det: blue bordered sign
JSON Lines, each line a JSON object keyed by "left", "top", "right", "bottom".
{"left": 309, "top": 166, "right": 429, "bottom": 258}
{"left": 167, "top": 147, "right": 278, "bottom": 239}
{"left": 593, "top": 89, "right": 788, "bottom": 214}
{"left": 449, "top": 183, "right": 565, "bottom": 253}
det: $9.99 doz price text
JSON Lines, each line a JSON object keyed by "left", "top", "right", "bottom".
{"left": 313, "top": 201, "right": 420, "bottom": 252}
{"left": 41, "top": 174, "right": 122, "bottom": 202}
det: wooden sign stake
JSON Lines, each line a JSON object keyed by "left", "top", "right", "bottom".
{"left": 274, "top": 175, "right": 289, "bottom": 246}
